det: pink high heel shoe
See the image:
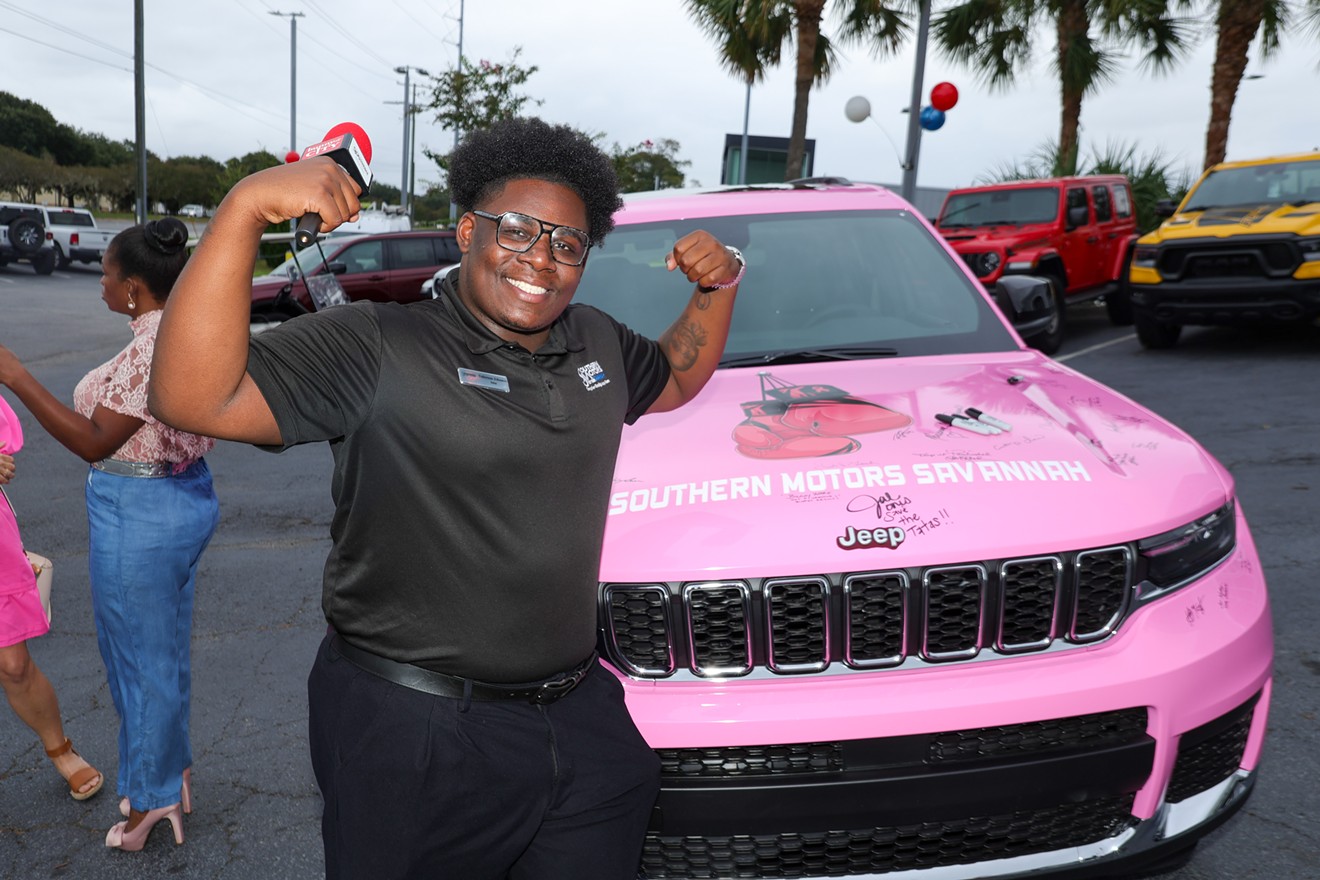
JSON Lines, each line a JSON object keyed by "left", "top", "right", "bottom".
{"left": 105, "top": 803, "right": 184, "bottom": 851}
{"left": 120, "top": 767, "right": 191, "bottom": 817}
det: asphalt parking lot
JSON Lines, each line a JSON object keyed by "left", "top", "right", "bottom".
{"left": 1, "top": 263, "right": 1317, "bottom": 878}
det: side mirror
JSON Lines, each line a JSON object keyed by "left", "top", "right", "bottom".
{"left": 326, "top": 261, "right": 348, "bottom": 276}
{"left": 1154, "top": 199, "right": 1177, "bottom": 218}
{"left": 1065, "top": 205, "right": 1089, "bottom": 229}
{"left": 992, "top": 275, "right": 1055, "bottom": 339}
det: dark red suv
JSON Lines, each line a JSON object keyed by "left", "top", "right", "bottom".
{"left": 250, "top": 229, "right": 460, "bottom": 327}
{"left": 935, "top": 175, "right": 1138, "bottom": 353}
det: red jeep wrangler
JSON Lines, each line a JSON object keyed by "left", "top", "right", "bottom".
{"left": 935, "top": 175, "right": 1139, "bottom": 353}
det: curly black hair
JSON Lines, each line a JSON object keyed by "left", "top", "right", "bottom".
{"left": 109, "top": 217, "right": 190, "bottom": 301}
{"left": 448, "top": 117, "right": 622, "bottom": 245}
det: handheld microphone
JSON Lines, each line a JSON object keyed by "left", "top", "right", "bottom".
{"left": 293, "top": 122, "right": 374, "bottom": 249}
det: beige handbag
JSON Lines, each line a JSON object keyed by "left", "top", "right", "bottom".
{"left": 1, "top": 487, "right": 52, "bottom": 623}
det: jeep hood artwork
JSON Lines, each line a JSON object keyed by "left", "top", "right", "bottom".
{"left": 602, "top": 354, "right": 1231, "bottom": 581}
{"left": 1158, "top": 201, "right": 1320, "bottom": 238}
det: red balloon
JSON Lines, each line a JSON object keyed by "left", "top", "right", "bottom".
{"left": 931, "top": 82, "right": 959, "bottom": 112}
{"left": 285, "top": 150, "right": 300, "bottom": 163}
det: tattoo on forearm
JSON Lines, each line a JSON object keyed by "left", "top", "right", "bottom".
{"left": 665, "top": 320, "right": 708, "bottom": 372}
{"left": 695, "top": 290, "right": 712, "bottom": 310}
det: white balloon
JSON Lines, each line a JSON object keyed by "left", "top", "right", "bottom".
{"left": 844, "top": 95, "right": 872, "bottom": 123}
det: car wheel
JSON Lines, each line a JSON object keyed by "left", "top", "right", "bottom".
{"left": 54, "top": 244, "right": 72, "bottom": 270}
{"left": 1134, "top": 312, "right": 1182, "bottom": 349}
{"left": 7, "top": 217, "right": 44, "bottom": 256}
{"left": 1105, "top": 255, "right": 1134, "bottom": 326}
{"left": 32, "top": 250, "right": 57, "bottom": 276}
{"left": 1026, "top": 276, "right": 1066, "bottom": 355}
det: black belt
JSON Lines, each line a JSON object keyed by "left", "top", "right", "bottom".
{"left": 329, "top": 634, "right": 595, "bottom": 705}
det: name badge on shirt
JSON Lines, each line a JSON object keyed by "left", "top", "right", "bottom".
{"left": 457, "top": 368, "right": 510, "bottom": 393}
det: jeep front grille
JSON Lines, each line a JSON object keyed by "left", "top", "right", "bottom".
{"left": 601, "top": 547, "right": 1132, "bottom": 679}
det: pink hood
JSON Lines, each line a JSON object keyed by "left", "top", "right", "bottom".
{"left": 602, "top": 352, "right": 1232, "bottom": 582}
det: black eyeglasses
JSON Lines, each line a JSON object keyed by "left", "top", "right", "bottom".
{"left": 471, "top": 210, "right": 592, "bottom": 267}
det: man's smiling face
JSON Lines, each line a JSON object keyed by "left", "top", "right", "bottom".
{"left": 455, "top": 178, "right": 589, "bottom": 351}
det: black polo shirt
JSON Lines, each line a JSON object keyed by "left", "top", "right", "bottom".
{"left": 246, "top": 270, "right": 670, "bottom": 682}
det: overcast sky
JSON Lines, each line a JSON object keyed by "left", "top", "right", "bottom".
{"left": 3, "top": 0, "right": 1318, "bottom": 202}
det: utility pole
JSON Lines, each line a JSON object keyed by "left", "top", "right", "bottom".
{"left": 270, "top": 10, "right": 304, "bottom": 230}
{"left": 134, "top": 0, "right": 146, "bottom": 223}
{"left": 448, "top": 0, "right": 464, "bottom": 226}
{"left": 269, "top": 10, "right": 304, "bottom": 154}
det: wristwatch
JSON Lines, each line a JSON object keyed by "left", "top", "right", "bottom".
{"left": 700, "top": 246, "right": 746, "bottom": 292}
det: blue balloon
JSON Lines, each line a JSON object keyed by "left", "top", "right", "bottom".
{"left": 919, "top": 106, "right": 946, "bottom": 131}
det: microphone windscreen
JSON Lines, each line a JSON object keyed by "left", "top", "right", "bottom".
{"left": 322, "top": 122, "right": 372, "bottom": 163}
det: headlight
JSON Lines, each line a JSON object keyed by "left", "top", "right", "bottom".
{"left": 1137, "top": 503, "right": 1236, "bottom": 596}
{"left": 1298, "top": 238, "right": 1320, "bottom": 262}
{"left": 1133, "top": 245, "right": 1159, "bottom": 268}
{"left": 978, "top": 252, "right": 1001, "bottom": 276}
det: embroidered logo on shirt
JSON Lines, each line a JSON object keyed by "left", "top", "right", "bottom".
{"left": 457, "top": 368, "right": 510, "bottom": 393}
{"left": 577, "top": 361, "right": 610, "bottom": 392}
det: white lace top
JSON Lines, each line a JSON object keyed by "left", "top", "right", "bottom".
{"left": 73, "top": 309, "right": 215, "bottom": 464}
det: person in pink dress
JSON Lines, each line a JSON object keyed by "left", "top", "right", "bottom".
{"left": 0, "top": 398, "right": 104, "bottom": 803}
{"left": 0, "top": 218, "right": 219, "bottom": 853}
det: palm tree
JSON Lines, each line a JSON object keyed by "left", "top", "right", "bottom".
{"left": 1199, "top": 0, "right": 1320, "bottom": 169}
{"left": 933, "top": 0, "right": 1194, "bottom": 176}
{"left": 686, "top": 0, "right": 909, "bottom": 182}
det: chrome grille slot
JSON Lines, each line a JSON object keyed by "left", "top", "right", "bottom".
{"left": 685, "top": 582, "right": 752, "bottom": 677}
{"left": 843, "top": 572, "right": 907, "bottom": 668}
{"left": 1072, "top": 548, "right": 1132, "bottom": 641}
{"left": 603, "top": 585, "right": 674, "bottom": 676}
{"left": 765, "top": 578, "right": 829, "bottom": 673}
{"left": 998, "top": 557, "right": 1061, "bottom": 652}
{"left": 923, "top": 565, "right": 986, "bottom": 661}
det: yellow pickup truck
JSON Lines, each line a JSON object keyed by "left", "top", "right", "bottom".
{"left": 1127, "top": 150, "right": 1320, "bottom": 347}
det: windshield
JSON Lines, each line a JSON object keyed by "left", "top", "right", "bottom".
{"left": 1185, "top": 160, "right": 1320, "bottom": 210}
{"left": 572, "top": 209, "right": 1017, "bottom": 361}
{"left": 264, "top": 241, "right": 335, "bottom": 278}
{"left": 938, "top": 187, "right": 1058, "bottom": 227}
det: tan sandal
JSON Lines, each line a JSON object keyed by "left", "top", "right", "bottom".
{"left": 45, "top": 737, "right": 105, "bottom": 801}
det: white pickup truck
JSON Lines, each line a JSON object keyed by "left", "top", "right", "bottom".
{"left": 39, "top": 206, "right": 116, "bottom": 269}
{"left": 0, "top": 201, "right": 57, "bottom": 274}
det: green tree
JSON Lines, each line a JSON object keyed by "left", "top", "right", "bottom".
{"left": 934, "top": 0, "right": 1194, "bottom": 176}
{"left": 420, "top": 48, "right": 543, "bottom": 175}
{"left": 687, "top": 0, "right": 909, "bottom": 182}
{"left": 612, "top": 139, "right": 693, "bottom": 192}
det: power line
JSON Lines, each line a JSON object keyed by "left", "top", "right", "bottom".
{"left": 0, "top": 26, "right": 131, "bottom": 73}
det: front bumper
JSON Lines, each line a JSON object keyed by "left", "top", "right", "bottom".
{"left": 1129, "top": 277, "right": 1320, "bottom": 324}
{"left": 620, "top": 515, "right": 1273, "bottom": 879}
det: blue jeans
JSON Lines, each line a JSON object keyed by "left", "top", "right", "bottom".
{"left": 86, "top": 459, "right": 219, "bottom": 811}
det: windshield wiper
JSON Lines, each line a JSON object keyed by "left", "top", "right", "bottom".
{"left": 720, "top": 346, "right": 899, "bottom": 368}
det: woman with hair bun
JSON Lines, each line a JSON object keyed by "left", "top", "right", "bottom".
{"left": 0, "top": 217, "right": 219, "bottom": 852}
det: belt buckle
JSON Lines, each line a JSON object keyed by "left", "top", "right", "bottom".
{"left": 530, "top": 666, "right": 587, "bottom": 705}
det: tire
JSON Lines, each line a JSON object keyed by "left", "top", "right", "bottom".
{"left": 7, "top": 217, "right": 44, "bottom": 256}
{"left": 31, "top": 249, "right": 56, "bottom": 276}
{"left": 1105, "top": 254, "right": 1134, "bottom": 325}
{"left": 1134, "top": 312, "right": 1182, "bottom": 349}
{"left": 1027, "top": 276, "right": 1066, "bottom": 355}
{"left": 54, "top": 244, "right": 72, "bottom": 270}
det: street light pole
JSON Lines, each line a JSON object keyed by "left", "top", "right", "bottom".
{"left": 394, "top": 66, "right": 430, "bottom": 218}
{"left": 899, "top": 0, "right": 931, "bottom": 203}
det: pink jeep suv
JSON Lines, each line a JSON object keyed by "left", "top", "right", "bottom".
{"left": 569, "top": 179, "right": 1272, "bottom": 880}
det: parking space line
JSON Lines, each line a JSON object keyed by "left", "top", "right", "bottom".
{"left": 1058, "top": 333, "right": 1136, "bottom": 362}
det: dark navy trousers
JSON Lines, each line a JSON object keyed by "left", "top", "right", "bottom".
{"left": 307, "top": 635, "right": 660, "bottom": 879}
